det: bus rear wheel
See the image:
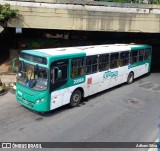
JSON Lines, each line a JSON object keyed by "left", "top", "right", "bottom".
{"left": 127, "top": 72, "right": 134, "bottom": 84}
{"left": 70, "top": 89, "right": 82, "bottom": 107}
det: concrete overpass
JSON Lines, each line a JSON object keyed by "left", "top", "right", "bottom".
{"left": 1, "top": 0, "right": 160, "bottom": 33}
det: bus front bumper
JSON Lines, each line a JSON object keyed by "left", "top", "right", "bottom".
{"left": 16, "top": 94, "right": 50, "bottom": 112}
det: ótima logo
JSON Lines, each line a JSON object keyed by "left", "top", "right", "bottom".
{"left": 2, "top": 143, "right": 11, "bottom": 148}
{"left": 103, "top": 71, "right": 118, "bottom": 79}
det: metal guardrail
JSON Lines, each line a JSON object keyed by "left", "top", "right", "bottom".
{"left": 2, "top": 0, "right": 160, "bottom": 15}
{"left": 3, "top": 0, "right": 160, "bottom": 8}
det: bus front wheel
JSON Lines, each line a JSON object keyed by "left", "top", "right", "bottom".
{"left": 70, "top": 89, "right": 82, "bottom": 107}
{"left": 127, "top": 72, "right": 134, "bottom": 84}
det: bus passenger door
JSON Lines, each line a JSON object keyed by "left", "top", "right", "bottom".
{"left": 50, "top": 60, "right": 69, "bottom": 110}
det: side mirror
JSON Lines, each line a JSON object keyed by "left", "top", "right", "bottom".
{"left": 57, "top": 70, "right": 62, "bottom": 79}
{"left": 12, "top": 58, "right": 20, "bottom": 73}
{"left": 55, "top": 67, "right": 62, "bottom": 79}
{"left": 52, "top": 67, "right": 62, "bottom": 83}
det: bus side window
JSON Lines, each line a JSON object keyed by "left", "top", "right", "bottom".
{"left": 86, "top": 55, "right": 98, "bottom": 74}
{"left": 99, "top": 54, "right": 109, "bottom": 71}
{"left": 71, "top": 57, "right": 85, "bottom": 78}
{"left": 139, "top": 49, "right": 144, "bottom": 62}
{"left": 130, "top": 51, "right": 138, "bottom": 64}
{"left": 110, "top": 53, "right": 119, "bottom": 69}
{"left": 119, "top": 51, "right": 129, "bottom": 66}
{"left": 144, "top": 48, "right": 151, "bottom": 60}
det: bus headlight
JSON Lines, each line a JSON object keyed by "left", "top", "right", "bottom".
{"left": 36, "top": 98, "right": 45, "bottom": 104}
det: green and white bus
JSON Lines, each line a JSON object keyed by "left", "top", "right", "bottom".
{"left": 15, "top": 44, "right": 152, "bottom": 112}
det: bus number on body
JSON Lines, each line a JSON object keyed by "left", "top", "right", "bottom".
{"left": 73, "top": 78, "right": 84, "bottom": 84}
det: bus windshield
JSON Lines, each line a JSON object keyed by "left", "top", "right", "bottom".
{"left": 17, "top": 61, "right": 48, "bottom": 91}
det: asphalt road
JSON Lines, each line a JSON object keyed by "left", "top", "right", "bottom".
{"left": 0, "top": 73, "right": 160, "bottom": 151}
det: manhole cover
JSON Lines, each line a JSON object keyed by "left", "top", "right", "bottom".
{"left": 139, "top": 83, "right": 154, "bottom": 89}
{"left": 128, "top": 98, "right": 139, "bottom": 104}
{"left": 152, "top": 85, "right": 160, "bottom": 91}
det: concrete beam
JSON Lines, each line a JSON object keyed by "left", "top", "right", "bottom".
{"left": 1, "top": 1, "right": 160, "bottom": 33}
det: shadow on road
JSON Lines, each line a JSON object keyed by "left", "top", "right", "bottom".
{"left": 25, "top": 73, "right": 153, "bottom": 117}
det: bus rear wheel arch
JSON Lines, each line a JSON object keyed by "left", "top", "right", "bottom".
{"left": 69, "top": 88, "right": 83, "bottom": 107}
{"left": 127, "top": 72, "right": 134, "bottom": 84}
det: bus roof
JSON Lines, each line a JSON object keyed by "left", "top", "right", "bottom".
{"left": 23, "top": 44, "right": 151, "bottom": 57}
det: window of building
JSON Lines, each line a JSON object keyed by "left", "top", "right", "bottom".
{"left": 86, "top": 56, "right": 98, "bottom": 74}
{"left": 99, "top": 54, "right": 109, "bottom": 71}
{"left": 71, "top": 58, "right": 85, "bottom": 78}
{"left": 110, "top": 53, "right": 119, "bottom": 69}
{"left": 139, "top": 49, "right": 144, "bottom": 62}
{"left": 130, "top": 51, "right": 138, "bottom": 64}
{"left": 144, "top": 48, "right": 151, "bottom": 60}
{"left": 119, "top": 51, "right": 129, "bottom": 66}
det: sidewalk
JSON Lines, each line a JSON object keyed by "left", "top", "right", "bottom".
{"left": 0, "top": 59, "right": 17, "bottom": 87}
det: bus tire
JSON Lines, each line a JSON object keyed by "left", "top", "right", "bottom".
{"left": 70, "top": 89, "right": 82, "bottom": 107}
{"left": 127, "top": 72, "right": 134, "bottom": 84}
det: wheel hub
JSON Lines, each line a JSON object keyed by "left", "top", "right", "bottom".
{"left": 73, "top": 94, "right": 79, "bottom": 102}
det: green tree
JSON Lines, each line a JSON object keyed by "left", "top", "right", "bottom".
{"left": 0, "top": 3, "right": 18, "bottom": 23}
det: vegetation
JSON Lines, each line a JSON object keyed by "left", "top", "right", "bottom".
{"left": 0, "top": 4, "right": 18, "bottom": 22}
